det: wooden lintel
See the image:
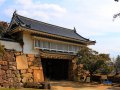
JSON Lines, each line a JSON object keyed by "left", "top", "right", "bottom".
{"left": 40, "top": 52, "right": 73, "bottom": 60}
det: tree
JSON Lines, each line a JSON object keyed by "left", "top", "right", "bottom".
{"left": 77, "top": 46, "right": 111, "bottom": 79}
{"left": 99, "top": 54, "right": 110, "bottom": 61}
{"left": 113, "top": 0, "right": 120, "bottom": 20}
{"left": 115, "top": 55, "right": 120, "bottom": 69}
{"left": 114, "top": 55, "right": 120, "bottom": 74}
{"left": 0, "top": 43, "right": 4, "bottom": 56}
{"left": 0, "top": 21, "right": 7, "bottom": 55}
{"left": 97, "top": 62, "right": 114, "bottom": 75}
{"left": 114, "top": 0, "right": 119, "bottom": 2}
{"left": 0, "top": 21, "right": 8, "bottom": 36}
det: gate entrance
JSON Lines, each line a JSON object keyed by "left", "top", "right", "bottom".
{"left": 41, "top": 58, "right": 70, "bottom": 80}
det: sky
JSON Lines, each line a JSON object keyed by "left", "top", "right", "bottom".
{"left": 0, "top": 0, "right": 120, "bottom": 58}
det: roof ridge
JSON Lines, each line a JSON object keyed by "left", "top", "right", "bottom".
{"left": 16, "top": 13, "right": 74, "bottom": 32}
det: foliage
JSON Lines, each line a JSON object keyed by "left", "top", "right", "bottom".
{"left": 113, "top": 55, "right": 120, "bottom": 74}
{"left": 115, "top": 55, "right": 120, "bottom": 69}
{"left": 113, "top": 0, "right": 120, "bottom": 20}
{"left": 0, "top": 22, "right": 7, "bottom": 55}
{"left": 0, "top": 43, "right": 4, "bottom": 56}
{"left": 0, "top": 88, "right": 41, "bottom": 90}
{"left": 114, "top": 0, "right": 119, "bottom": 2}
{"left": 99, "top": 54, "right": 110, "bottom": 61}
{"left": 0, "top": 88, "right": 16, "bottom": 90}
{"left": 0, "top": 21, "right": 8, "bottom": 35}
{"left": 98, "top": 63, "right": 113, "bottom": 75}
{"left": 77, "top": 46, "right": 111, "bottom": 76}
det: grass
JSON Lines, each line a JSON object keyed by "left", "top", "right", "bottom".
{"left": 0, "top": 88, "right": 16, "bottom": 90}
{"left": 0, "top": 88, "right": 45, "bottom": 90}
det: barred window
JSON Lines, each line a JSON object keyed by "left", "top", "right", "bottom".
{"left": 43, "top": 41, "right": 50, "bottom": 49}
{"left": 75, "top": 46, "right": 80, "bottom": 52}
{"left": 63, "top": 44, "right": 68, "bottom": 52}
{"left": 68, "top": 45, "right": 73, "bottom": 52}
{"left": 34, "top": 39, "right": 80, "bottom": 53}
{"left": 50, "top": 42, "right": 56, "bottom": 50}
{"left": 56, "top": 43, "right": 62, "bottom": 51}
{"left": 35, "top": 40, "right": 39, "bottom": 47}
{"left": 72, "top": 45, "right": 76, "bottom": 52}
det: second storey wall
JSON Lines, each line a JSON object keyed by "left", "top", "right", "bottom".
{"left": 23, "top": 32, "right": 39, "bottom": 54}
{"left": 22, "top": 31, "right": 81, "bottom": 55}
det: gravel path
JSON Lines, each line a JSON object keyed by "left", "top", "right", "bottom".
{"left": 50, "top": 81, "right": 119, "bottom": 90}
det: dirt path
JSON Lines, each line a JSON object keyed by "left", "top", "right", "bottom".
{"left": 50, "top": 81, "right": 120, "bottom": 90}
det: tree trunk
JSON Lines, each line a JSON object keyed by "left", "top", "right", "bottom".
{"left": 90, "top": 72, "right": 93, "bottom": 82}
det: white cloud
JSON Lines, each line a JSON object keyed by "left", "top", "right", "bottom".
{"left": 89, "top": 36, "right": 120, "bottom": 58}
{"left": 15, "top": 0, "right": 32, "bottom": 6}
{"left": 3, "top": 0, "right": 120, "bottom": 57}
{"left": 4, "top": 8, "right": 15, "bottom": 17}
{"left": 61, "top": 0, "right": 120, "bottom": 37}
{"left": 0, "top": 0, "right": 5, "bottom": 6}
{"left": 4, "top": 0, "right": 66, "bottom": 21}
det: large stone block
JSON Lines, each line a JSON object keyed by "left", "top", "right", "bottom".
{"left": 16, "top": 55, "right": 28, "bottom": 69}
{"left": 34, "top": 69, "right": 44, "bottom": 82}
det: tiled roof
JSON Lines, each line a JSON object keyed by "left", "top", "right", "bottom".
{"left": 9, "top": 12, "right": 95, "bottom": 44}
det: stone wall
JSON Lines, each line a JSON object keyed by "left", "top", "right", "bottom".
{"left": 0, "top": 49, "right": 43, "bottom": 88}
{"left": 70, "top": 57, "right": 78, "bottom": 81}
{"left": 0, "top": 49, "right": 77, "bottom": 88}
{"left": 0, "top": 50, "right": 21, "bottom": 88}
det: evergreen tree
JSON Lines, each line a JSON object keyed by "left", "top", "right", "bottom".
{"left": 77, "top": 46, "right": 112, "bottom": 80}
{"left": 115, "top": 55, "right": 120, "bottom": 74}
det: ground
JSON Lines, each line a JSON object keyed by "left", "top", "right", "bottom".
{"left": 50, "top": 81, "right": 120, "bottom": 90}
{"left": 0, "top": 81, "right": 120, "bottom": 90}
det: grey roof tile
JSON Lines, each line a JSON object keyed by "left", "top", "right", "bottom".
{"left": 10, "top": 13, "right": 95, "bottom": 43}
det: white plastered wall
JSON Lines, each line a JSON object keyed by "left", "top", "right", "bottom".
{"left": 0, "top": 40, "right": 22, "bottom": 51}
{"left": 23, "top": 32, "right": 39, "bottom": 54}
